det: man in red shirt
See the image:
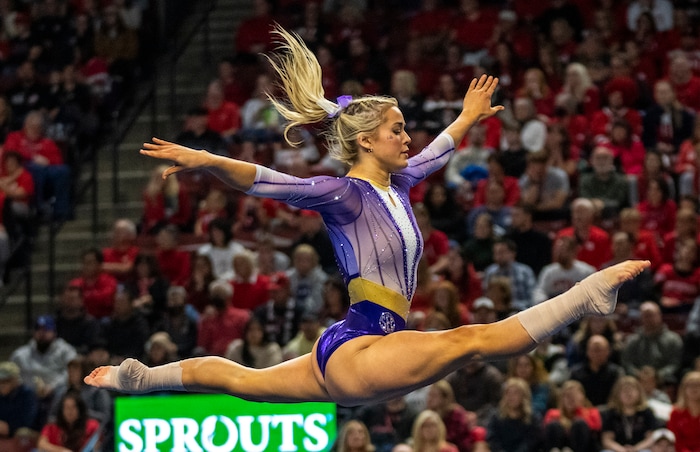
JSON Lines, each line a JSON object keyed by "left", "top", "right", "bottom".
{"left": 204, "top": 80, "right": 241, "bottom": 145}
{"left": 102, "top": 218, "right": 140, "bottom": 282}
{"left": 68, "top": 248, "right": 118, "bottom": 320}
{"left": 667, "top": 53, "right": 700, "bottom": 112}
{"left": 196, "top": 279, "right": 250, "bottom": 357}
{"left": 556, "top": 198, "right": 612, "bottom": 269}
{"left": 3, "top": 111, "right": 71, "bottom": 221}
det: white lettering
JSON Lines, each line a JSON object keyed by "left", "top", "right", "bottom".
{"left": 201, "top": 415, "right": 238, "bottom": 452}
{"left": 170, "top": 418, "right": 202, "bottom": 452}
{"left": 272, "top": 414, "right": 303, "bottom": 452}
{"left": 303, "top": 414, "right": 329, "bottom": 451}
{"left": 119, "top": 420, "right": 143, "bottom": 452}
{"left": 237, "top": 415, "right": 271, "bottom": 452}
{"left": 143, "top": 419, "right": 171, "bottom": 452}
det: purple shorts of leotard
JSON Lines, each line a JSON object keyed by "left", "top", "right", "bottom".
{"left": 315, "top": 300, "right": 406, "bottom": 377}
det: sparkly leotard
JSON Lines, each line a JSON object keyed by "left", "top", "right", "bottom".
{"left": 246, "top": 133, "right": 455, "bottom": 375}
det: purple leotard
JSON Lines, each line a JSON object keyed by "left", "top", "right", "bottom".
{"left": 246, "top": 133, "right": 455, "bottom": 375}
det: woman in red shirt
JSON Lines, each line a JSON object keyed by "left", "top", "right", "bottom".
{"left": 638, "top": 177, "right": 677, "bottom": 241}
{"left": 668, "top": 371, "right": 700, "bottom": 452}
{"left": 543, "top": 380, "right": 601, "bottom": 452}
{"left": 37, "top": 390, "right": 100, "bottom": 452}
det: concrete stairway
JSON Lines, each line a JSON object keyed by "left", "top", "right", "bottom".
{"left": 0, "top": 0, "right": 252, "bottom": 359}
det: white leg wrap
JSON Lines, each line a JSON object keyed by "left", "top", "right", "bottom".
{"left": 516, "top": 270, "right": 617, "bottom": 343}
{"left": 109, "top": 358, "right": 185, "bottom": 394}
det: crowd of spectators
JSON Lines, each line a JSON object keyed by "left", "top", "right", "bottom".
{"left": 8, "top": 0, "right": 700, "bottom": 451}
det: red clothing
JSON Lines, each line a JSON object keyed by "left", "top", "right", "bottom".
{"left": 668, "top": 407, "right": 700, "bottom": 452}
{"left": 474, "top": 176, "right": 521, "bottom": 207}
{"left": 234, "top": 15, "right": 275, "bottom": 54}
{"left": 590, "top": 108, "right": 643, "bottom": 139}
{"left": 4, "top": 130, "right": 64, "bottom": 165}
{"left": 40, "top": 419, "right": 100, "bottom": 450}
{"left": 69, "top": 273, "right": 118, "bottom": 319}
{"left": 231, "top": 274, "right": 270, "bottom": 311}
{"left": 156, "top": 248, "right": 192, "bottom": 286}
{"left": 654, "top": 263, "right": 700, "bottom": 310}
{"left": 197, "top": 306, "right": 250, "bottom": 356}
{"left": 661, "top": 231, "right": 700, "bottom": 264}
{"left": 638, "top": 199, "right": 677, "bottom": 240}
{"left": 633, "top": 229, "right": 663, "bottom": 270}
{"left": 102, "top": 245, "right": 140, "bottom": 282}
{"left": 0, "top": 168, "right": 35, "bottom": 224}
{"left": 423, "top": 229, "right": 450, "bottom": 267}
{"left": 669, "top": 75, "right": 700, "bottom": 112}
{"left": 601, "top": 138, "right": 646, "bottom": 176}
{"left": 450, "top": 10, "right": 498, "bottom": 52}
{"left": 206, "top": 101, "right": 242, "bottom": 135}
{"left": 543, "top": 407, "right": 602, "bottom": 432}
{"left": 142, "top": 188, "right": 193, "bottom": 234}
{"left": 409, "top": 8, "right": 451, "bottom": 37}
{"left": 442, "top": 404, "right": 486, "bottom": 452}
{"left": 556, "top": 226, "right": 612, "bottom": 270}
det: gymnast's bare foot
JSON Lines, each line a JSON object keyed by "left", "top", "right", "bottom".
{"left": 583, "top": 259, "right": 650, "bottom": 315}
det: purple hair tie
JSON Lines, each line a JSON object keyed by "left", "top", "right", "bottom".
{"left": 330, "top": 95, "right": 353, "bottom": 117}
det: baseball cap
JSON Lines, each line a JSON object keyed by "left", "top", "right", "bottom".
{"left": 34, "top": 315, "right": 56, "bottom": 332}
{"left": 651, "top": 428, "right": 675, "bottom": 444}
{"left": 473, "top": 297, "right": 495, "bottom": 311}
{"left": 0, "top": 361, "right": 20, "bottom": 380}
{"left": 268, "top": 272, "right": 290, "bottom": 291}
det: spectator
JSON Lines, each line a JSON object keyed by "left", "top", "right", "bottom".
{"left": 445, "top": 123, "right": 492, "bottom": 190}
{"left": 113, "top": 0, "right": 142, "bottom": 31}
{"left": 649, "top": 428, "right": 676, "bottom": 452}
{"left": 558, "top": 62, "right": 600, "bottom": 118}
{"left": 435, "top": 242, "right": 482, "bottom": 307}
{"left": 466, "top": 179, "right": 511, "bottom": 237}
{"left": 642, "top": 79, "right": 695, "bottom": 164}
{"left": 5, "top": 61, "right": 50, "bottom": 128}
{"left": 143, "top": 332, "right": 179, "bottom": 367}
{"left": 100, "top": 288, "right": 150, "bottom": 361}
{"left": 422, "top": 184, "right": 463, "bottom": 242}
{"left": 566, "top": 315, "right": 623, "bottom": 368}
{"left": 196, "top": 279, "right": 250, "bottom": 357}
{"left": 410, "top": 409, "right": 459, "bottom": 452}
{"left": 3, "top": 110, "right": 72, "bottom": 221}
{"left": 48, "top": 356, "right": 111, "bottom": 426}
{"left": 626, "top": 0, "right": 674, "bottom": 32}
{"left": 390, "top": 69, "right": 426, "bottom": 134}
{"left": 203, "top": 79, "right": 241, "bottom": 145}
{"left": 497, "top": 122, "right": 528, "bottom": 180}
{"left": 185, "top": 254, "right": 215, "bottom": 314}
{"left": 515, "top": 67, "right": 556, "bottom": 118}
{"left": 519, "top": 150, "right": 570, "bottom": 222}
{"left": 427, "top": 280, "right": 469, "bottom": 329}
{"left": 238, "top": 73, "right": 283, "bottom": 157}
{"left": 234, "top": 0, "right": 275, "bottom": 56}
{"left": 282, "top": 313, "right": 325, "bottom": 360}
{"left": 600, "top": 375, "right": 658, "bottom": 452}
{"left": 11, "top": 315, "right": 77, "bottom": 403}
{"left": 175, "top": 106, "right": 227, "bottom": 156}
{"left": 512, "top": 96, "right": 547, "bottom": 153}
{"left": 357, "top": 395, "right": 418, "bottom": 452}
{"left": 318, "top": 276, "right": 350, "bottom": 328}
{"left": 422, "top": 73, "right": 464, "bottom": 136}
{"left": 578, "top": 145, "right": 630, "bottom": 219}
{"left": 470, "top": 296, "right": 498, "bottom": 325}
{"left": 542, "top": 380, "right": 602, "bottom": 452}
{"left": 194, "top": 188, "right": 228, "bottom": 237}
{"left": 533, "top": 235, "right": 596, "bottom": 304}
{"left": 482, "top": 238, "right": 536, "bottom": 311}
{"left": 154, "top": 225, "right": 192, "bottom": 287}
{"left": 675, "top": 114, "right": 700, "bottom": 197}
{"left": 543, "top": 122, "right": 579, "bottom": 187}
{"left": 507, "top": 354, "right": 553, "bottom": 419}
{"left": 0, "top": 361, "right": 38, "bottom": 439}
{"left": 0, "top": 97, "right": 13, "bottom": 144}
{"left": 94, "top": 4, "right": 139, "bottom": 94}
{"left": 291, "top": 209, "right": 336, "bottom": 276}
{"left": 486, "top": 377, "right": 543, "bottom": 452}
{"left": 473, "top": 154, "right": 521, "bottom": 208}
{"left": 621, "top": 301, "right": 683, "bottom": 384}
{"left": 225, "top": 316, "right": 282, "bottom": 368}
{"left": 254, "top": 271, "right": 304, "bottom": 348}
{"left": 636, "top": 151, "right": 676, "bottom": 207}
{"left": 447, "top": 359, "right": 504, "bottom": 427}
{"left": 196, "top": 217, "right": 246, "bottom": 279}
{"left": 602, "top": 119, "right": 647, "bottom": 178}
{"left": 660, "top": 208, "right": 699, "bottom": 265}
{"left": 336, "top": 419, "right": 375, "bottom": 452}
{"left": 54, "top": 284, "right": 99, "bottom": 355}
{"left": 153, "top": 286, "right": 198, "bottom": 359}
{"left": 287, "top": 244, "right": 328, "bottom": 316}
{"left": 603, "top": 232, "right": 656, "bottom": 314}
{"left": 0, "top": 150, "right": 35, "bottom": 220}
{"left": 617, "top": 207, "right": 663, "bottom": 271}
{"left": 556, "top": 197, "right": 612, "bottom": 270}
{"left": 227, "top": 250, "right": 270, "bottom": 312}
{"left": 653, "top": 238, "right": 700, "bottom": 314}
{"left": 125, "top": 253, "right": 170, "bottom": 327}
{"left": 101, "top": 218, "right": 140, "bottom": 282}
{"left": 667, "top": 371, "right": 700, "bottom": 452}
{"left": 570, "top": 334, "right": 625, "bottom": 407}
{"left": 36, "top": 390, "right": 100, "bottom": 452}
{"left": 666, "top": 53, "right": 700, "bottom": 112}
{"left": 591, "top": 76, "right": 642, "bottom": 140}
{"left": 46, "top": 63, "right": 98, "bottom": 148}
{"left": 141, "top": 164, "right": 193, "bottom": 234}
{"left": 255, "top": 234, "right": 290, "bottom": 276}
{"left": 425, "top": 379, "right": 486, "bottom": 452}
{"left": 505, "top": 203, "right": 552, "bottom": 276}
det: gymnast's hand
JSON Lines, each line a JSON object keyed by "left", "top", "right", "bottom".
{"left": 140, "top": 137, "right": 214, "bottom": 178}
{"left": 460, "top": 74, "right": 504, "bottom": 123}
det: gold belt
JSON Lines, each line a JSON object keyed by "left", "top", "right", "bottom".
{"left": 347, "top": 277, "right": 410, "bottom": 320}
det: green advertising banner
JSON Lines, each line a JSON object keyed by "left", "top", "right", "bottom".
{"left": 114, "top": 394, "right": 337, "bottom": 452}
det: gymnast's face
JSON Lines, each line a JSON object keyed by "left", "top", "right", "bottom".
{"left": 364, "top": 106, "right": 412, "bottom": 172}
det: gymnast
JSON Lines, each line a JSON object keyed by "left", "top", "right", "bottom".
{"left": 85, "top": 27, "right": 650, "bottom": 407}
